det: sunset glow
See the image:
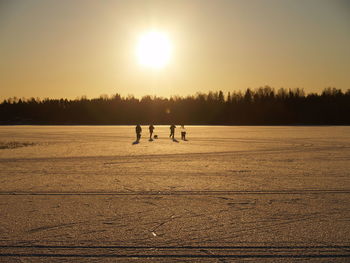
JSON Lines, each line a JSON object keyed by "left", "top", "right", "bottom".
{"left": 0, "top": 0, "right": 349, "bottom": 99}
{"left": 1, "top": 1, "right": 349, "bottom": 258}
{"left": 136, "top": 31, "right": 172, "bottom": 69}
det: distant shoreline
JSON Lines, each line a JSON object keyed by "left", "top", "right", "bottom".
{"left": 2, "top": 88, "right": 349, "bottom": 125}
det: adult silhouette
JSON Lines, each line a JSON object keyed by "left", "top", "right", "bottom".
{"left": 149, "top": 124, "right": 155, "bottom": 140}
{"left": 135, "top": 124, "right": 142, "bottom": 141}
{"left": 181, "top": 125, "right": 187, "bottom": 141}
{"left": 169, "top": 124, "right": 176, "bottom": 140}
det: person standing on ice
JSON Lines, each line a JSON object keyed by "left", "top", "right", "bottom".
{"left": 180, "top": 125, "right": 187, "bottom": 141}
{"left": 169, "top": 124, "right": 176, "bottom": 140}
{"left": 149, "top": 124, "right": 155, "bottom": 140}
{"left": 135, "top": 124, "right": 142, "bottom": 141}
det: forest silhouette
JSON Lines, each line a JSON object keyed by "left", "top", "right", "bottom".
{"left": 1, "top": 87, "right": 349, "bottom": 125}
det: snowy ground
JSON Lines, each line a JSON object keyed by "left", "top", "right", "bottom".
{"left": 0, "top": 126, "right": 349, "bottom": 262}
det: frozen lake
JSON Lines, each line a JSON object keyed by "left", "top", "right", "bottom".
{"left": 0, "top": 126, "right": 349, "bottom": 262}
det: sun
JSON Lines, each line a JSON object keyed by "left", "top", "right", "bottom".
{"left": 136, "top": 31, "right": 172, "bottom": 69}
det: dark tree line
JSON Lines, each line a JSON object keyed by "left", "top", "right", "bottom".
{"left": 1, "top": 87, "right": 349, "bottom": 125}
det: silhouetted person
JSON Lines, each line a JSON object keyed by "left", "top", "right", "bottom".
{"left": 169, "top": 124, "right": 176, "bottom": 139}
{"left": 181, "top": 125, "right": 187, "bottom": 140}
{"left": 135, "top": 124, "right": 142, "bottom": 141}
{"left": 149, "top": 124, "right": 155, "bottom": 139}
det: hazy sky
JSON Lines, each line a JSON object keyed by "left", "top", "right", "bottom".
{"left": 1, "top": 0, "right": 349, "bottom": 100}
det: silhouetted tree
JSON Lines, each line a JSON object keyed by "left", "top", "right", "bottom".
{"left": 1, "top": 87, "right": 349, "bottom": 125}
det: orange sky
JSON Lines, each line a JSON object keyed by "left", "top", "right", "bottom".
{"left": 1, "top": 0, "right": 349, "bottom": 100}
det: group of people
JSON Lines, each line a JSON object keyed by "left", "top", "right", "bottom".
{"left": 135, "top": 124, "right": 187, "bottom": 142}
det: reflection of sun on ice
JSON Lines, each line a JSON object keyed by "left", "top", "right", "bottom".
{"left": 136, "top": 31, "right": 172, "bottom": 69}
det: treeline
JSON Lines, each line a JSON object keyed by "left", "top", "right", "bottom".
{"left": 1, "top": 87, "right": 349, "bottom": 125}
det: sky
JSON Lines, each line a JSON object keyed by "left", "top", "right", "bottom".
{"left": 0, "top": 0, "right": 349, "bottom": 100}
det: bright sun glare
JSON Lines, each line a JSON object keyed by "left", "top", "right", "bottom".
{"left": 136, "top": 31, "right": 172, "bottom": 69}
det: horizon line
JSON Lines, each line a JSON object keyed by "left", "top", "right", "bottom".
{"left": 2, "top": 86, "right": 348, "bottom": 102}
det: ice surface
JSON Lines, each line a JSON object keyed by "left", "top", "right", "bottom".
{"left": 0, "top": 126, "right": 349, "bottom": 261}
{"left": 0, "top": 126, "right": 349, "bottom": 192}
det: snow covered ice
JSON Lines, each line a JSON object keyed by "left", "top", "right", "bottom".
{"left": 0, "top": 126, "right": 349, "bottom": 261}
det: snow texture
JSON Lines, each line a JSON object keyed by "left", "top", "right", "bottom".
{"left": 0, "top": 126, "right": 349, "bottom": 262}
